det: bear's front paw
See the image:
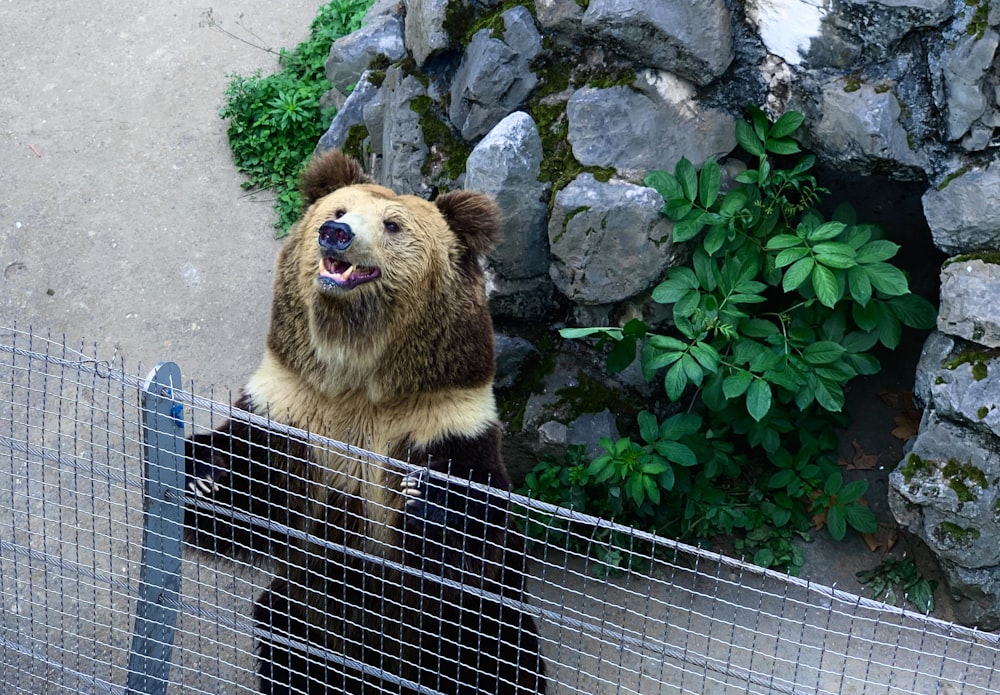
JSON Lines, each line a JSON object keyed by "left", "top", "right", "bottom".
{"left": 185, "top": 436, "right": 229, "bottom": 498}
{"left": 401, "top": 468, "right": 449, "bottom": 534}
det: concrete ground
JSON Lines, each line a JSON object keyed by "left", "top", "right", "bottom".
{"left": 2, "top": 2, "right": 999, "bottom": 694}
{"left": 1, "top": 0, "right": 308, "bottom": 391}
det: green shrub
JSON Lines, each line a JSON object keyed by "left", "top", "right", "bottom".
{"left": 219, "top": 0, "right": 373, "bottom": 235}
{"left": 532, "top": 106, "right": 936, "bottom": 574}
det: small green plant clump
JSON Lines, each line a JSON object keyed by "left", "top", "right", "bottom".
{"left": 856, "top": 556, "right": 936, "bottom": 613}
{"left": 528, "top": 106, "right": 936, "bottom": 575}
{"left": 219, "top": 0, "right": 374, "bottom": 235}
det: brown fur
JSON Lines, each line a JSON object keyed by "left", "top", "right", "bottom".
{"left": 299, "top": 148, "right": 372, "bottom": 205}
{"left": 185, "top": 150, "right": 545, "bottom": 695}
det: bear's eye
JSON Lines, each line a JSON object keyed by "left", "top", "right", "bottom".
{"left": 384, "top": 220, "right": 401, "bottom": 234}
{"left": 334, "top": 208, "right": 346, "bottom": 219}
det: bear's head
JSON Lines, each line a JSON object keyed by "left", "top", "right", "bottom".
{"left": 268, "top": 150, "right": 502, "bottom": 398}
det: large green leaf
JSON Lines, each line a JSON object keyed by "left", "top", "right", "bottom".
{"left": 806, "top": 221, "right": 847, "bottom": 242}
{"left": 665, "top": 198, "right": 693, "bottom": 220}
{"left": 839, "top": 479, "right": 869, "bottom": 504}
{"left": 802, "top": 341, "right": 846, "bottom": 364}
{"left": 607, "top": 335, "right": 637, "bottom": 373}
{"left": 638, "top": 410, "right": 659, "bottom": 444}
{"left": 848, "top": 265, "right": 872, "bottom": 305}
{"left": 664, "top": 360, "right": 688, "bottom": 401}
{"left": 866, "top": 262, "right": 910, "bottom": 296}
{"left": 811, "top": 264, "right": 840, "bottom": 308}
{"left": 719, "top": 188, "right": 749, "bottom": 214}
{"left": 704, "top": 224, "right": 727, "bottom": 256}
{"left": 783, "top": 257, "right": 815, "bottom": 292}
{"left": 723, "top": 370, "right": 753, "bottom": 398}
{"left": 652, "top": 270, "right": 698, "bottom": 303}
{"left": 774, "top": 246, "right": 810, "bottom": 268}
{"left": 826, "top": 505, "right": 847, "bottom": 541}
{"left": 889, "top": 293, "right": 937, "bottom": 329}
{"left": 746, "top": 379, "right": 772, "bottom": 421}
{"left": 560, "top": 327, "right": 622, "bottom": 340}
{"left": 766, "top": 234, "right": 803, "bottom": 250}
{"left": 769, "top": 111, "right": 804, "bottom": 138}
{"left": 736, "top": 120, "right": 765, "bottom": 156}
{"left": 852, "top": 300, "right": 881, "bottom": 332}
{"left": 749, "top": 105, "right": 770, "bottom": 140}
{"left": 765, "top": 138, "right": 801, "bottom": 155}
{"left": 672, "top": 215, "right": 706, "bottom": 242}
{"left": 855, "top": 239, "right": 900, "bottom": 263}
{"left": 699, "top": 159, "right": 721, "bottom": 208}
{"left": 656, "top": 441, "right": 697, "bottom": 467}
{"left": 844, "top": 503, "right": 877, "bottom": 533}
{"left": 644, "top": 169, "right": 683, "bottom": 200}
{"left": 658, "top": 412, "right": 702, "bottom": 439}
{"left": 689, "top": 341, "right": 721, "bottom": 372}
{"left": 676, "top": 157, "right": 698, "bottom": 201}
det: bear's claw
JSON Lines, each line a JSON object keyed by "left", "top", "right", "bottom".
{"left": 400, "top": 468, "right": 449, "bottom": 533}
{"left": 189, "top": 475, "right": 220, "bottom": 497}
{"left": 184, "top": 436, "right": 229, "bottom": 498}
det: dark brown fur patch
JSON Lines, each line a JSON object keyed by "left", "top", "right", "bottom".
{"left": 435, "top": 190, "right": 501, "bottom": 257}
{"left": 299, "top": 149, "right": 372, "bottom": 206}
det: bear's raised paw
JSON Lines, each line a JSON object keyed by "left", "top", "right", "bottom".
{"left": 185, "top": 434, "right": 229, "bottom": 498}
{"left": 400, "top": 468, "right": 452, "bottom": 535}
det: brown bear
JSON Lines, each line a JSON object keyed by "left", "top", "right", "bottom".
{"left": 184, "top": 149, "right": 546, "bottom": 694}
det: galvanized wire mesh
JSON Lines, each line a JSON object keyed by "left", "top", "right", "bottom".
{"left": 2, "top": 325, "right": 999, "bottom": 694}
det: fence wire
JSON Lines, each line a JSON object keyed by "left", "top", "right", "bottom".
{"left": 1, "top": 325, "right": 999, "bottom": 694}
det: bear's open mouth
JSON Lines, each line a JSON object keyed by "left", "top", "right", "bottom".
{"left": 318, "top": 257, "right": 381, "bottom": 290}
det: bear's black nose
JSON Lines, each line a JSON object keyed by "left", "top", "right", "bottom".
{"left": 319, "top": 220, "right": 354, "bottom": 252}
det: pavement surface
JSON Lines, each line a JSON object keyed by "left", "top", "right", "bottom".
{"left": 1, "top": 0, "right": 312, "bottom": 390}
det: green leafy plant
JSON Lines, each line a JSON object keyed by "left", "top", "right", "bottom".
{"left": 219, "top": 0, "right": 373, "bottom": 235}
{"left": 536, "top": 106, "right": 937, "bottom": 574}
{"left": 856, "top": 556, "right": 937, "bottom": 613}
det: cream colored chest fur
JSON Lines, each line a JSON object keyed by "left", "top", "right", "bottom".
{"left": 243, "top": 349, "right": 497, "bottom": 538}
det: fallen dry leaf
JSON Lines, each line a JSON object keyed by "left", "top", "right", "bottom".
{"left": 862, "top": 522, "right": 899, "bottom": 553}
{"left": 879, "top": 389, "right": 922, "bottom": 441}
{"left": 847, "top": 439, "right": 881, "bottom": 471}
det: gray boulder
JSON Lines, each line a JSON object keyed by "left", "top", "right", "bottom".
{"left": 317, "top": 72, "right": 380, "bottom": 153}
{"left": 567, "top": 70, "right": 736, "bottom": 176}
{"left": 913, "top": 330, "right": 954, "bottom": 409}
{"left": 548, "top": 174, "right": 672, "bottom": 305}
{"left": 938, "top": 30, "right": 1000, "bottom": 142}
{"left": 362, "top": 86, "right": 386, "bottom": 155}
{"left": 923, "top": 167, "right": 1000, "bottom": 254}
{"left": 938, "top": 258, "right": 1000, "bottom": 349}
{"left": 403, "top": 0, "right": 451, "bottom": 66}
{"left": 582, "top": 0, "right": 734, "bottom": 86}
{"left": 449, "top": 6, "right": 543, "bottom": 142}
{"left": 465, "top": 112, "right": 553, "bottom": 319}
{"left": 924, "top": 337, "right": 1000, "bottom": 439}
{"left": 363, "top": 0, "right": 404, "bottom": 23}
{"left": 534, "top": 0, "right": 584, "bottom": 35}
{"left": 324, "top": 15, "right": 405, "bottom": 93}
{"left": 889, "top": 410, "right": 1000, "bottom": 628}
{"left": 377, "top": 67, "right": 430, "bottom": 196}
{"left": 749, "top": 0, "right": 949, "bottom": 68}
{"left": 465, "top": 112, "right": 549, "bottom": 280}
{"left": 809, "top": 77, "right": 926, "bottom": 176}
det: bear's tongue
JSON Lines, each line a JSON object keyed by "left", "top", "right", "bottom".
{"left": 320, "top": 257, "right": 380, "bottom": 288}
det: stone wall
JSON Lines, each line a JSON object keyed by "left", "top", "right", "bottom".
{"left": 318, "top": 0, "right": 1000, "bottom": 627}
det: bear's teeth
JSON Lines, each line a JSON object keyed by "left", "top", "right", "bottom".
{"left": 341, "top": 264, "right": 355, "bottom": 281}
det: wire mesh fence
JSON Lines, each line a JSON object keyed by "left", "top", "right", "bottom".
{"left": 2, "top": 324, "right": 1000, "bottom": 694}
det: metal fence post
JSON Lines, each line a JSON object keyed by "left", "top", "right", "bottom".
{"left": 126, "top": 362, "right": 186, "bottom": 695}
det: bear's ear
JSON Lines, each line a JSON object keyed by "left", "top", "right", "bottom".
{"left": 299, "top": 150, "right": 372, "bottom": 206}
{"left": 435, "top": 190, "right": 501, "bottom": 256}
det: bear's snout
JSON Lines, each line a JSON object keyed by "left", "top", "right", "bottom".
{"left": 318, "top": 220, "right": 354, "bottom": 252}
